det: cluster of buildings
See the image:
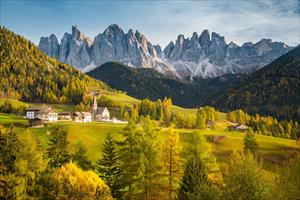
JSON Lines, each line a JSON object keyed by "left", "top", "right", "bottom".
{"left": 25, "top": 96, "right": 112, "bottom": 126}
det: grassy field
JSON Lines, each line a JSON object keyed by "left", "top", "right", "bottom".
{"left": 1, "top": 113, "right": 298, "bottom": 169}
{"left": 28, "top": 121, "right": 126, "bottom": 161}
{"left": 0, "top": 113, "right": 28, "bottom": 126}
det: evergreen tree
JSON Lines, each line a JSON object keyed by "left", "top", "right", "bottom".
{"left": 0, "top": 126, "right": 20, "bottom": 174}
{"left": 1, "top": 130, "right": 46, "bottom": 199}
{"left": 72, "top": 144, "right": 93, "bottom": 170}
{"left": 118, "top": 121, "right": 142, "bottom": 199}
{"left": 47, "top": 128, "right": 70, "bottom": 169}
{"left": 179, "top": 157, "right": 216, "bottom": 200}
{"left": 244, "top": 129, "right": 258, "bottom": 155}
{"left": 96, "top": 134, "right": 122, "bottom": 199}
{"left": 162, "top": 127, "right": 182, "bottom": 200}
{"left": 138, "top": 117, "right": 163, "bottom": 199}
{"left": 223, "top": 152, "right": 271, "bottom": 200}
{"left": 196, "top": 108, "right": 207, "bottom": 129}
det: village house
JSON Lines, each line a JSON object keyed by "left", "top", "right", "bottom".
{"left": 26, "top": 105, "right": 58, "bottom": 122}
{"left": 236, "top": 124, "right": 248, "bottom": 130}
{"left": 72, "top": 111, "right": 92, "bottom": 122}
{"left": 58, "top": 112, "right": 71, "bottom": 120}
{"left": 92, "top": 96, "right": 110, "bottom": 121}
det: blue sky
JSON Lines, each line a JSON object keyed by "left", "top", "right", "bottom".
{"left": 1, "top": 0, "right": 299, "bottom": 47}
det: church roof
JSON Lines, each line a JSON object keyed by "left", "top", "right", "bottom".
{"left": 96, "top": 107, "right": 108, "bottom": 115}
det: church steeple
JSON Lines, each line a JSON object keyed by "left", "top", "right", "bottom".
{"left": 93, "top": 95, "right": 97, "bottom": 111}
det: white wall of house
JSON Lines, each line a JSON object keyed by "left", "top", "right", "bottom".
{"left": 26, "top": 111, "right": 35, "bottom": 119}
{"left": 83, "top": 115, "right": 92, "bottom": 122}
{"left": 48, "top": 112, "right": 58, "bottom": 122}
{"left": 102, "top": 108, "right": 110, "bottom": 119}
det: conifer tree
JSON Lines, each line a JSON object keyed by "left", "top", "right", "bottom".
{"left": 47, "top": 128, "right": 70, "bottom": 169}
{"left": 178, "top": 157, "right": 216, "bottom": 200}
{"left": 96, "top": 134, "right": 122, "bottom": 199}
{"left": 223, "top": 152, "right": 271, "bottom": 200}
{"left": 138, "top": 117, "right": 163, "bottom": 199}
{"left": 162, "top": 126, "right": 182, "bottom": 200}
{"left": 72, "top": 145, "right": 93, "bottom": 170}
{"left": 244, "top": 129, "right": 258, "bottom": 155}
{"left": 0, "top": 126, "right": 21, "bottom": 174}
{"left": 118, "top": 121, "right": 142, "bottom": 199}
{"left": 196, "top": 108, "right": 207, "bottom": 129}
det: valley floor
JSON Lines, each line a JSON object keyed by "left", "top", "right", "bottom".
{"left": 1, "top": 112, "right": 299, "bottom": 173}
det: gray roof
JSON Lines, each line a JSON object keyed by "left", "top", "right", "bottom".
{"left": 26, "top": 105, "right": 57, "bottom": 114}
{"left": 96, "top": 107, "right": 108, "bottom": 115}
{"left": 58, "top": 112, "right": 71, "bottom": 115}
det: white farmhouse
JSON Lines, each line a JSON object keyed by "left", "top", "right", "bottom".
{"left": 25, "top": 105, "right": 58, "bottom": 122}
{"left": 72, "top": 111, "right": 92, "bottom": 122}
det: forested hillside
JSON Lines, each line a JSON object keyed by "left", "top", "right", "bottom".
{"left": 210, "top": 46, "right": 300, "bottom": 120}
{"left": 87, "top": 62, "right": 243, "bottom": 107}
{"left": 0, "top": 27, "right": 108, "bottom": 104}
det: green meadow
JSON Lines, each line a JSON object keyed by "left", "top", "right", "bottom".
{"left": 1, "top": 112, "right": 298, "bottom": 170}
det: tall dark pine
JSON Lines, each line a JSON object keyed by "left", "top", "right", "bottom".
{"left": 179, "top": 157, "right": 212, "bottom": 200}
{"left": 96, "top": 134, "right": 122, "bottom": 199}
{"left": 47, "top": 128, "right": 70, "bottom": 169}
{"left": 72, "top": 145, "right": 93, "bottom": 170}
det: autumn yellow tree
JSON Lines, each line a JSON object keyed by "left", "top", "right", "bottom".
{"left": 162, "top": 126, "right": 182, "bottom": 200}
{"left": 52, "top": 162, "right": 112, "bottom": 200}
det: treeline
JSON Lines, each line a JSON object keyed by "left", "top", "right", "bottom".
{"left": 1, "top": 120, "right": 299, "bottom": 200}
{"left": 0, "top": 27, "right": 108, "bottom": 105}
{"left": 136, "top": 98, "right": 219, "bottom": 129}
{"left": 227, "top": 109, "right": 300, "bottom": 139}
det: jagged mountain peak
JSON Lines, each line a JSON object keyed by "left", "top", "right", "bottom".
{"left": 103, "top": 24, "right": 124, "bottom": 36}
{"left": 38, "top": 25, "right": 292, "bottom": 79}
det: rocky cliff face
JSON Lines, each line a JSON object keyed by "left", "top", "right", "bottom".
{"left": 39, "top": 25, "right": 292, "bottom": 79}
{"left": 163, "top": 30, "right": 292, "bottom": 78}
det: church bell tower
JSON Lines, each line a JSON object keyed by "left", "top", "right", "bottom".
{"left": 92, "top": 95, "right": 97, "bottom": 120}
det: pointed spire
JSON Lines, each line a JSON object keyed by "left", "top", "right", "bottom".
{"left": 93, "top": 95, "right": 97, "bottom": 111}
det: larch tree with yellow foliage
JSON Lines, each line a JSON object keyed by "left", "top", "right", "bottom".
{"left": 52, "top": 162, "right": 112, "bottom": 200}
{"left": 162, "top": 126, "right": 182, "bottom": 200}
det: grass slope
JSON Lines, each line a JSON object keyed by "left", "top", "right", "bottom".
{"left": 1, "top": 113, "right": 298, "bottom": 170}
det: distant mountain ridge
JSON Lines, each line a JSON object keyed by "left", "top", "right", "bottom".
{"left": 39, "top": 24, "right": 292, "bottom": 79}
{"left": 86, "top": 62, "right": 244, "bottom": 107}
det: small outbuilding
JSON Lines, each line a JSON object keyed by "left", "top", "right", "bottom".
{"left": 58, "top": 112, "right": 71, "bottom": 120}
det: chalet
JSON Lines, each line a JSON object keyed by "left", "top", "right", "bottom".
{"left": 92, "top": 96, "right": 110, "bottom": 121}
{"left": 58, "top": 112, "right": 71, "bottom": 120}
{"left": 236, "top": 124, "right": 248, "bottom": 130}
{"left": 81, "top": 112, "right": 92, "bottom": 122}
{"left": 72, "top": 111, "right": 92, "bottom": 122}
{"left": 25, "top": 105, "right": 58, "bottom": 122}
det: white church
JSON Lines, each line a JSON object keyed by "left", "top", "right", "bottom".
{"left": 92, "top": 96, "right": 110, "bottom": 121}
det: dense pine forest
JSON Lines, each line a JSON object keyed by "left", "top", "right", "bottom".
{"left": 87, "top": 62, "right": 243, "bottom": 108}
{"left": 0, "top": 27, "right": 109, "bottom": 104}
{"left": 211, "top": 46, "right": 300, "bottom": 120}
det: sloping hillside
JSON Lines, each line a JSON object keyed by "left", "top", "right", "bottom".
{"left": 0, "top": 27, "right": 109, "bottom": 104}
{"left": 210, "top": 46, "right": 300, "bottom": 120}
{"left": 86, "top": 62, "right": 243, "bottom": 107}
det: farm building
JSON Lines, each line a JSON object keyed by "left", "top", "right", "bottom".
{"left": 58, "top": 112, "right": 71, "bottom": 120}
{"left": 25, "top": 105, "right": 58, "bottom": 122}
{"left": 72, "top": 111, "right": 92, "bottom": 122}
